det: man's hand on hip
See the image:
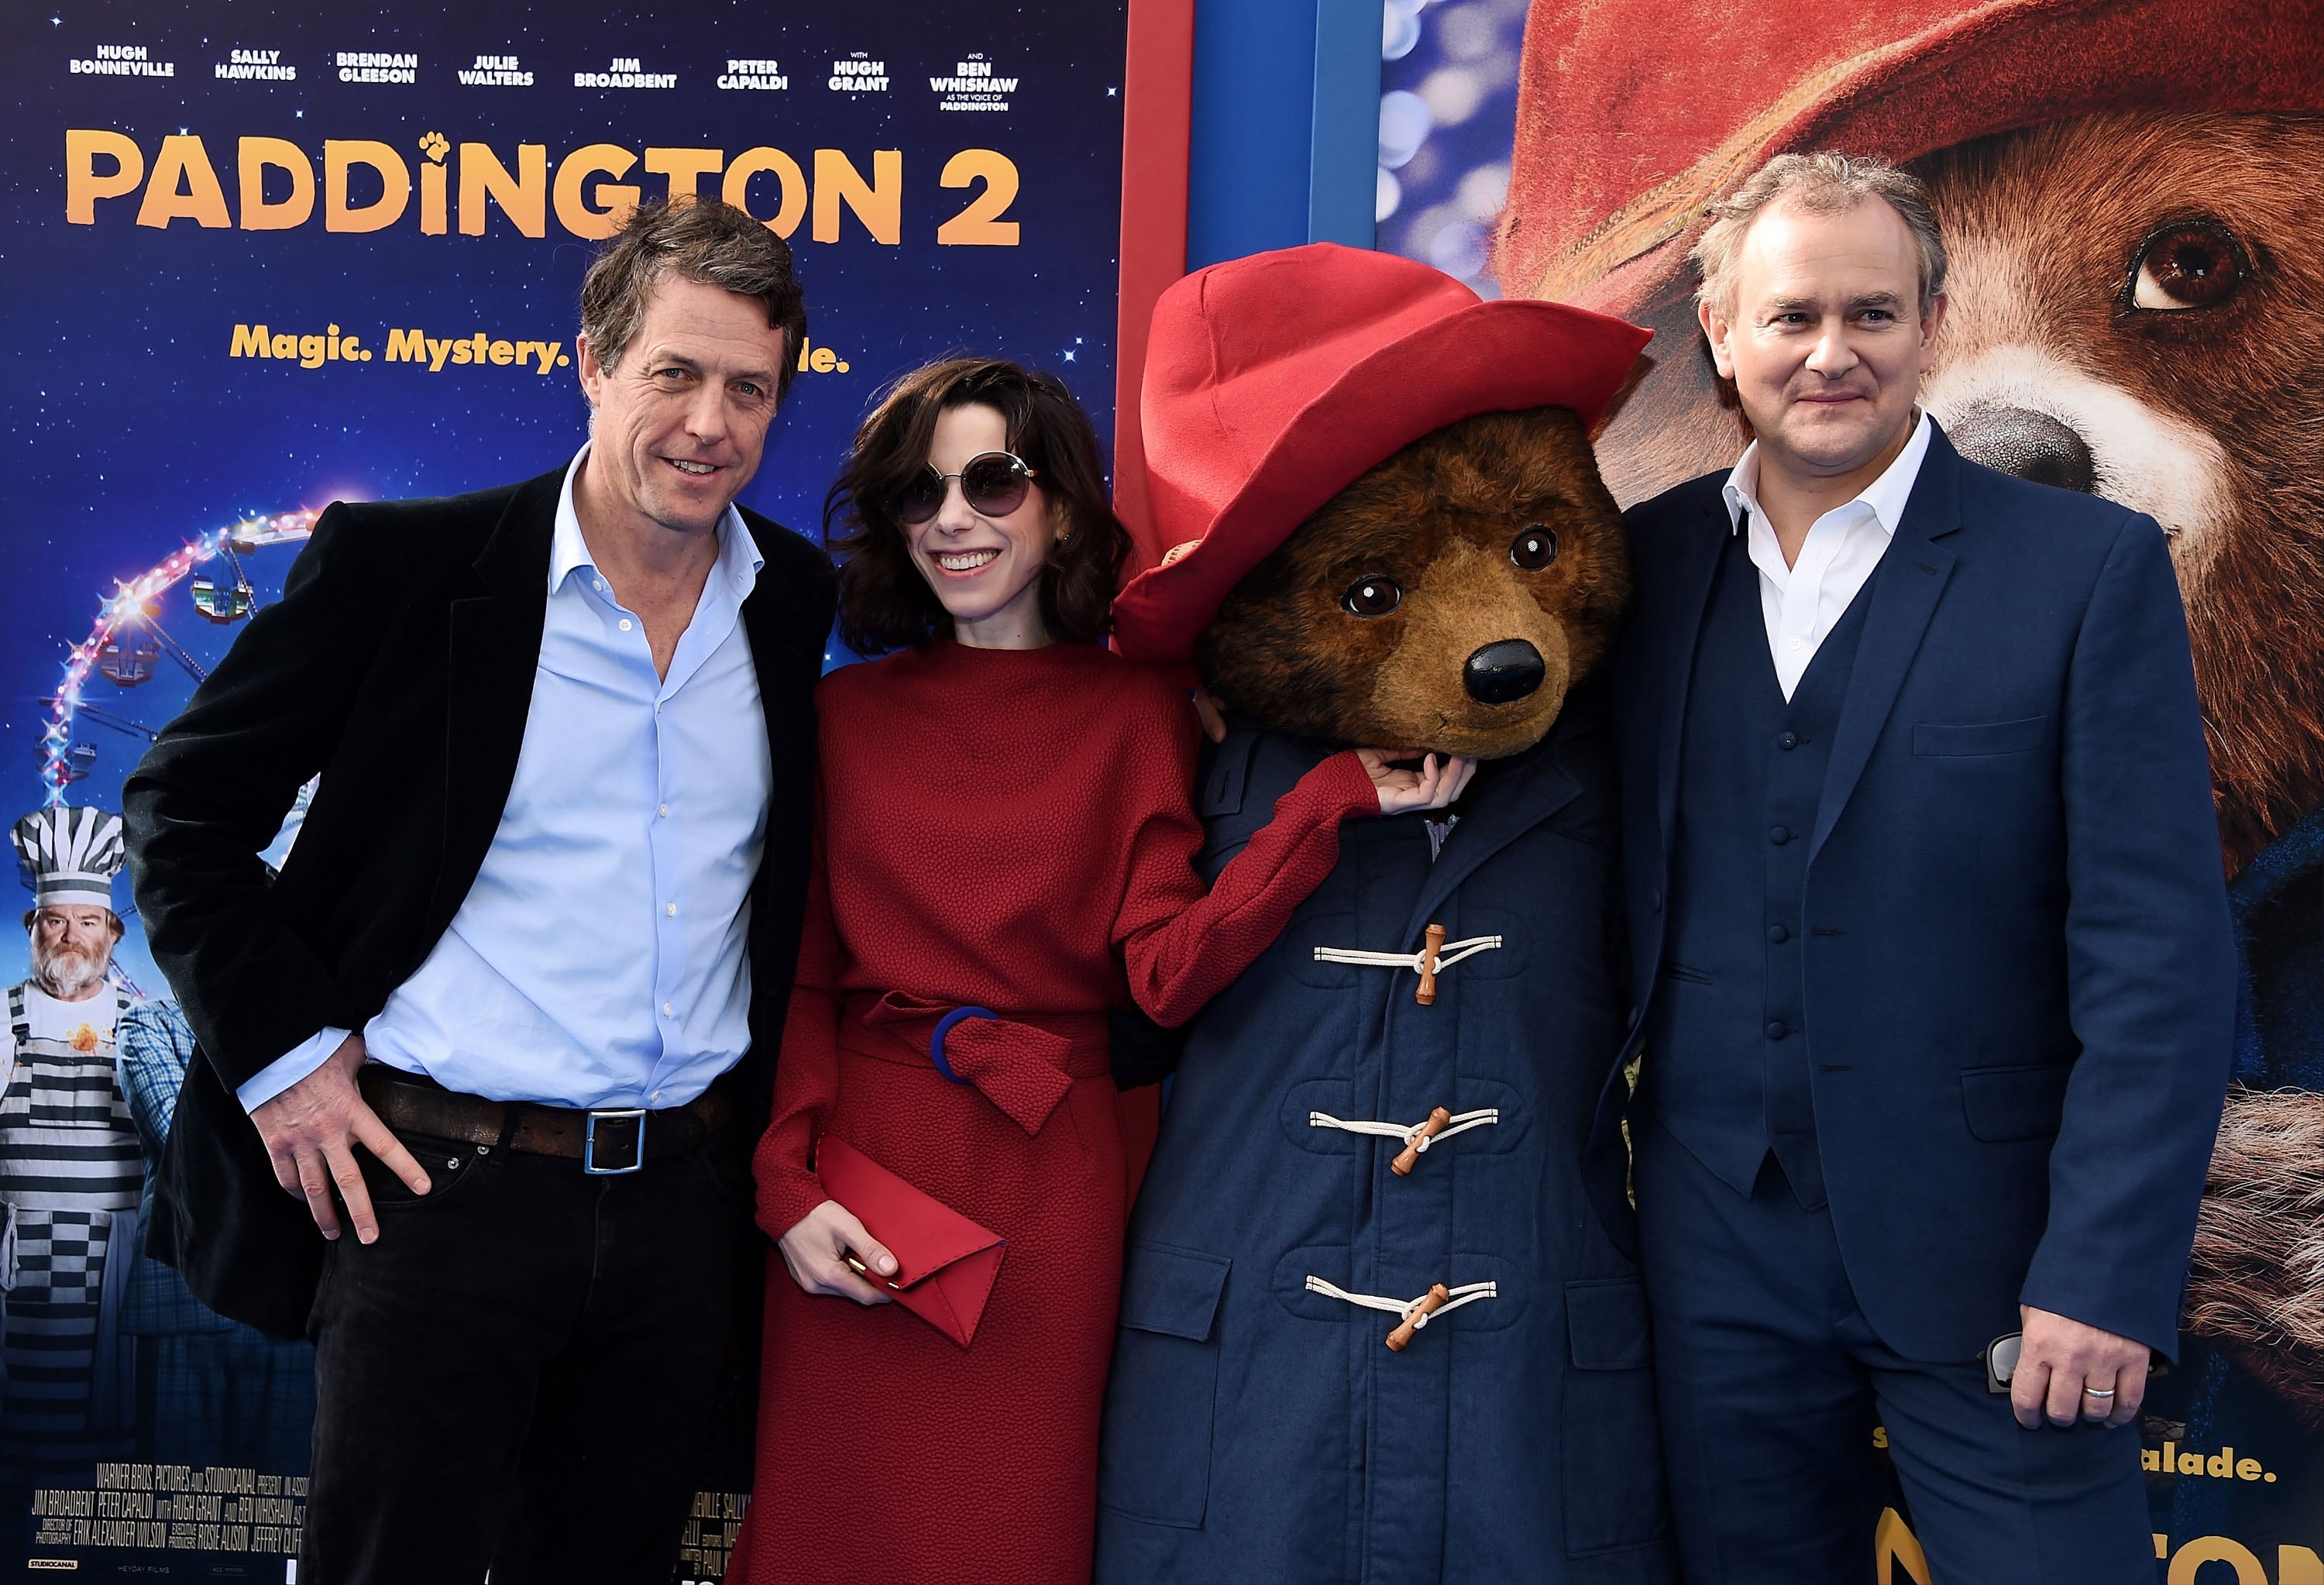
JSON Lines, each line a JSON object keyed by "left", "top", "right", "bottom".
{"left": 2013, "top": 1304, "right": 2150, "bottom": 1430}
{"left": 249, "top": 1033, "right": 431, "bottom": 1243}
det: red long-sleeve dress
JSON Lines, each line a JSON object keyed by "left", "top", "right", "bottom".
{"left": 732, "top": 639, "right": 1376, "bottom": 1585}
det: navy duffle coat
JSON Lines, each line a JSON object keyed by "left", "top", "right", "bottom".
{"left": 1095, "top": 704, "right": 1676, "bottom": 1584}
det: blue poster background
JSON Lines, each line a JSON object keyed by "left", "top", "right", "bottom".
{"left": 0, "top": 1, "right": 1128, "bottom": 1576}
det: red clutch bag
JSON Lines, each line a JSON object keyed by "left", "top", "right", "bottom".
{"left": 813, "top": 1136, "right": 1007, "bottom": 1349}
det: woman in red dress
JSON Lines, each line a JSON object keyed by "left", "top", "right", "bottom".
{"left": 731, "top": 359, "right": 1473, "bottom": 1583}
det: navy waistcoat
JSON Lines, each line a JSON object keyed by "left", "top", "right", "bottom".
{"left": 1645, "top": 523, "right": 1886, "bottom": 1209}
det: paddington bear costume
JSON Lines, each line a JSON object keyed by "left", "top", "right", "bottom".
{"left": 1095, "top": 246, "right": 1673, "bottom": 1583}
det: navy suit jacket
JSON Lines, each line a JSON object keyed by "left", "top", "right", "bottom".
{"left": 1609, "top": 423, "right": 2235, "bottom": 1363}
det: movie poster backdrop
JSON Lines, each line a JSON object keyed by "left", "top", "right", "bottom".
{"left": 1380, "top": 1, "right": 2324, "bottom": 1579}
{"left": 0, "top": 0, "right": 1131, "bottom": 1575}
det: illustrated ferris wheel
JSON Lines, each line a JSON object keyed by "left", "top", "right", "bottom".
{"left": 40, "top": 509, "right": 321, "bottom": 803}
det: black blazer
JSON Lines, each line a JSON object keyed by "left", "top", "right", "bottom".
{"left": 123, "top": 466, "right": 837, "bottom": 1337}
{"left": 1604, "top": 426, "right": 2235, "bottom": 1361}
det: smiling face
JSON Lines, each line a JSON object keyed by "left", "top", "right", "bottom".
{"left": 575, "top": 273, "right": 789, "bottom": 542}
{"left": 902, "top": 402, "right": 1062, "bottom": 649}
{"left": 1196, "top": 407, "right": 1629, "bottom": 759}
{"left": 1700, "top": 194, "right": 1944, "bottom": 489}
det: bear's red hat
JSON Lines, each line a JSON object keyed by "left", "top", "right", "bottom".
{"left": 1110, "top": 242, "right": 1648, "bottom": 663}
{"left": 1494, "top": 0, "right": 2324, "bottom": 315}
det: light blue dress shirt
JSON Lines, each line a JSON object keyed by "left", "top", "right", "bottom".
{"left": 237, "top": 445, "right": 775, "bottom": 1111}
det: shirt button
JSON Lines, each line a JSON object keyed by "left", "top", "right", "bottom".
{"left": 593, "top": 578, "right": 607, "bottom": 593}
{"left": 665, "top": 903, "right": 678, "bottom": 916}
{"left": 1768, "top": 923, "right": 1789, "bottom": 944}
{"left": 618, "top": 617, "right": 634, "bottom": 632}
{"left": 1777, "top": 731, "right": 1799, "bottom": 751}
{"left": 663, "top": 1002, "right": 674, "bottom": 1016}
{"left": 1769, "top": 825, "right": 1791, "bottom": 845}
{"left": 1766, "top": 1020, "right": 1789, "bottom": 1040}
{"left": 658, "top": 803, "right": 669, "bottom": 818}
{"left": 1788, "top": 635, "right": 1803, "bottom": 651}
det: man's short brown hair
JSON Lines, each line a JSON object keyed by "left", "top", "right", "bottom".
{"left": 1693, "top": 152, "right": 1948, "bottom": 321}
{"left": 579, "top": 198, "right": 809, "bottom": 397}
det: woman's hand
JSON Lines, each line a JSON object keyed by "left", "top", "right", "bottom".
{"left": 777, "top": 1198, "right": 898, "bottom": 1305}
{"left": 1358, "top": 749, "right": 1478, "bottom": 815}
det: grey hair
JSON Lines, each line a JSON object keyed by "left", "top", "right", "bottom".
{"left": 1692, "top": 152, "right": 1948, "bottom": 321}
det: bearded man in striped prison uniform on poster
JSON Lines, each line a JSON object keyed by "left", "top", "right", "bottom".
{"left": 0, "top": 806, "right": 142, "bottom": 1482}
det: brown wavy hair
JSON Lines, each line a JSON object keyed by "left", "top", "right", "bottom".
{"left": 580, "top": 198, "right": 810, "bottom": 399}
{"left": 827, "top": 359, "right": 1132, "bottom": 654}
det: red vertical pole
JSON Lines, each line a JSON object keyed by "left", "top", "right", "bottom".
{"left": 1112, "top": 0, "right": 1196, "bottom": 574}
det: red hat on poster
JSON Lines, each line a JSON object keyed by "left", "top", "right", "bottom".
{"left": 1111, "top": 242, "right": 1648, "bottom": 664}
{"left": 1493, "top": 0, "right": 2324, "bottom": 314}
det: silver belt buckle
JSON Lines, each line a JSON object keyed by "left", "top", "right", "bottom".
{"left": 583, "top": 1109, "right": 648, "bottom": 1175}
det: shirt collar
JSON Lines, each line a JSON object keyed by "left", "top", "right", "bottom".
{"left": 1721, "top": 408, "right": 1933, "bottom": 539}
{"left": 550, "top": 442, "right": 764, "bottom": 597}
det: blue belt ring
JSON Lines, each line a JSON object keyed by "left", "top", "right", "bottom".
{"left": 929, "top": 1006, "right": 996, "bottom": 1086}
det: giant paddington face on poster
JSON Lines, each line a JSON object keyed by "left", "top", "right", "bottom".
{"left": 1485, "top": 0, "right": 2324, "bottom": 1556}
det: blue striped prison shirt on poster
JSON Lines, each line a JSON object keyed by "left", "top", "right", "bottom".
{"left": 237, "top": 445, "right": 775, "bottom": 1111}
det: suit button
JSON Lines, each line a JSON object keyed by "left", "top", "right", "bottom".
{"left": 1777, "top": 731, "right": 1799, "bottom": 750}
{"left": 1769, "top": 825, "right": 1791, "bottom": 845}
{"left": 1767, "top": 924, "right": 1789, "bottom": 944}
{"left": 1766, "top": 1020, "right": 1788, "bottom": 1040}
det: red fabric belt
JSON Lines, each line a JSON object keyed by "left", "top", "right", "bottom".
{"left": 838, "top": 992, "right": 1109, "bottom": 1136}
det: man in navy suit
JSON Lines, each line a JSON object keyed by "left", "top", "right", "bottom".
{"left": 1611, "top": 152, "right": 2235, "bottom": 1581}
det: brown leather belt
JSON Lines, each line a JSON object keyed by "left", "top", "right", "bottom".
{"left": 357, "top": 1065, "right": 744, "bottom": 1175}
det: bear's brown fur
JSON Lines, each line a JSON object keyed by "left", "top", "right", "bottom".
{"left": 1192, "top": 406, "right": 1628, "bottom": 758}
{"left": 2183, "top": 1089, "right": 2324, "bottom": 1428}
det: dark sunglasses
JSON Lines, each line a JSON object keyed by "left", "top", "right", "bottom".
{"left": 889, "top": 450, "right": 1038, "bottom": 527}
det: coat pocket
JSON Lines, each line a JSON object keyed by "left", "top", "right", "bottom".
{"left": 1912, "top": 715, "right": 2049, "bottom": 757}
{"left": 1098, "top": 1242, "right": 1231, "bottom": 1528}
{"left": 1960, "top": 1063, "right": 2071, "bottom": 1142}
{"left": 1562, "top": 1278, "right": 1671, "bottom": 1558}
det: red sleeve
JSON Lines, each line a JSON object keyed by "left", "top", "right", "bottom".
{"left": 752, "top": 792, "right": 845, "bottom": 1241}
{"left": 1115, "top": 710, "right": 1377, "bottom": 1028}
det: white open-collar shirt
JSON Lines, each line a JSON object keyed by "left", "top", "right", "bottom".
{"left": 238, "top": 445, "right": 773, "bottom": 1112}
{"left": 1721, "top": 410, "right": 1933, "bottom": 701}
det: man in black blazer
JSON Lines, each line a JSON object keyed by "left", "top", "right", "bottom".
{"left": 124, "top": 199, "right": 835, "bottom": 1583}
{"left": 1609, "top": 154, "right": 2234, "bottom": 1581}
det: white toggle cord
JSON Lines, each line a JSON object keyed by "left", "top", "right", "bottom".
{"left": 1313, "top": 935, "right": 1502, "bottom": 974}
{"left": 1308, "top": 1108, "right": 1499, "bottom": 1153}
{"left": 1305, "top": 1274, "right": 1498, "bottom": 1327}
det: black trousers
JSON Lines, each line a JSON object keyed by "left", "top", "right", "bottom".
{"left": 1633, "top": 1113, "right": 2155, "bottom": 1585}
{"left": 302, "top": 1115, "right": 759, "bottom": 1585}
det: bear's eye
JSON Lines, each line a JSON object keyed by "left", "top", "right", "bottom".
{"left": 2127, "top": 220, "right": 2246, "bottom": 312}
{"left": 1340, "top": 576, "right": 1402, "bottom": 617}
{"left": 1511, "top": 526, "right": 1559, "bottom": 571}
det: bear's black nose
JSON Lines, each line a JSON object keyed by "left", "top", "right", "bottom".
{"left": 1465, "top": 639, "right": 1545, "bottom": 704}
{"left": 1947, "top": 405, "right": 2096, "bottom": 495}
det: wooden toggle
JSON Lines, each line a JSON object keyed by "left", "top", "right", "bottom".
{"left": 1387, "top": 1284, "right": 1452, "bottom": 1352}
{"left": 1392, "top": 1107, "right": 1454, "bottom": 1176}
{"left": 1415, "top": 923, "right": 1448, "bottom": 1005}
